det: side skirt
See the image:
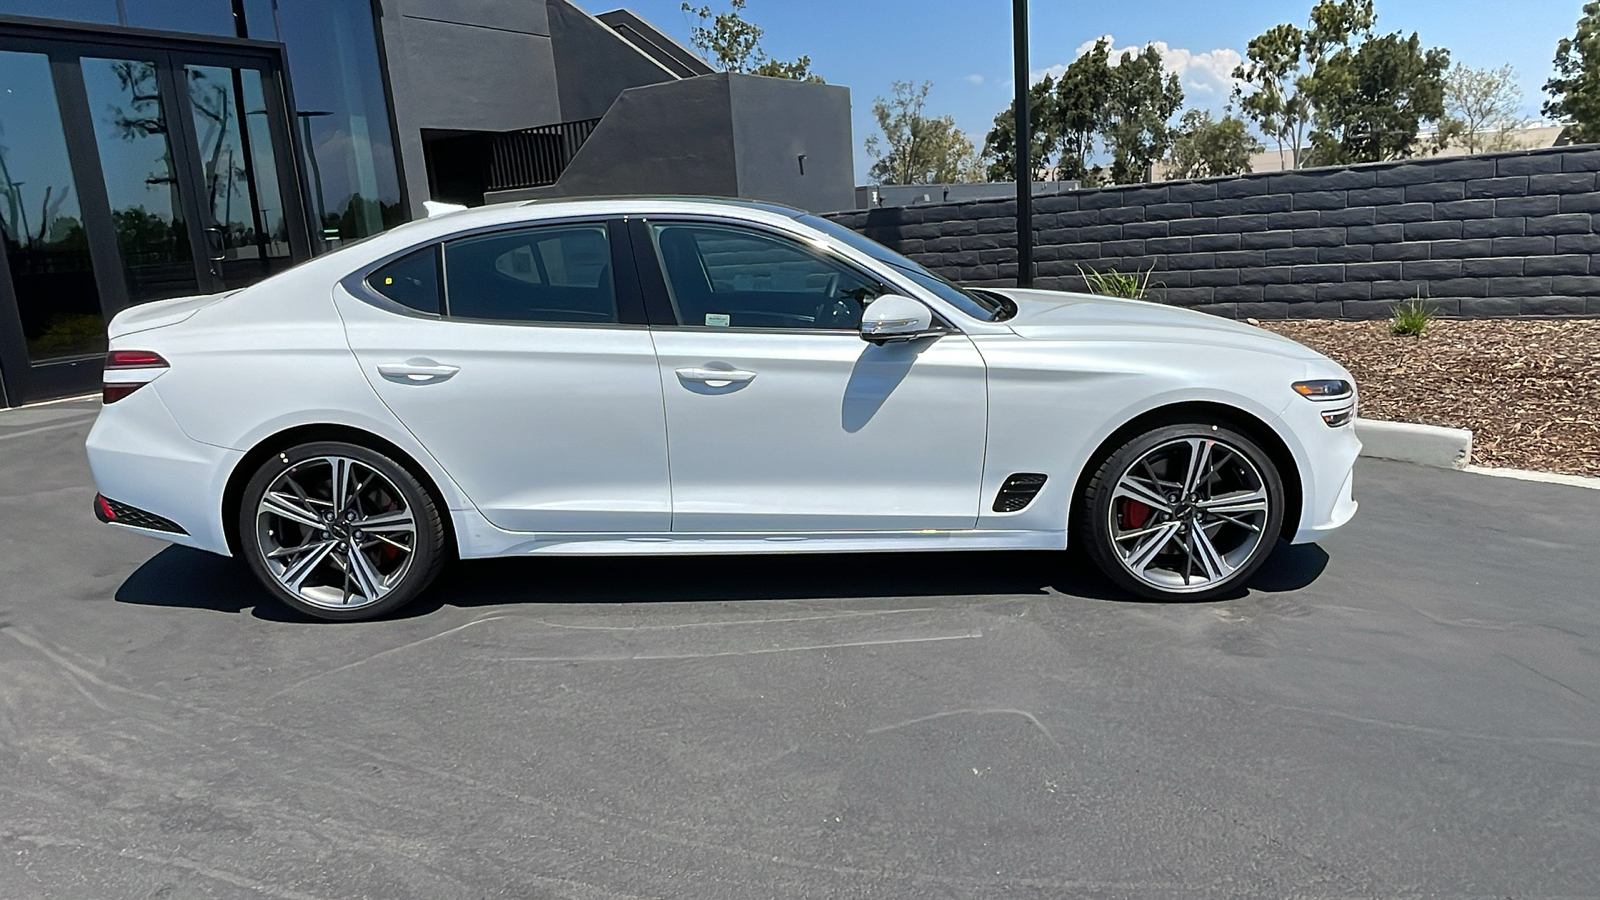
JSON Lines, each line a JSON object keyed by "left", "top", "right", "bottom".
{"left": 449, "top": 510, "right": 1068, "bottom": 558}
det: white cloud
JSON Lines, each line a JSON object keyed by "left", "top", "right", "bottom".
{"left": 965, "top": 73, "right": 985, "bottom": 85}
{"left": 1033, "top": 35, "right": 1245, "bottom": 111}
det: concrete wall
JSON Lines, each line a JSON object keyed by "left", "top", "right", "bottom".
{"left": 729, "top": 76, "right": 855, "bottom": 214}
{"left": 501, "top": 76, "right": 740, "bottom": 201}
{"left": 546, "top": 0, "right": 676, "bottom": 122}
{"left": 378, "top": 0, "right": 562, "bottom": 217}
{"left": 489, "top": 73, "right": 855, "bottom": 213}
{"left": 830, "top": 146, "right": 1600, "bottom": 318}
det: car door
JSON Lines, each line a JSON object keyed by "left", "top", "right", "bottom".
{"left": 336, "top": 218, "right": 671, "bottom": 534}
{"left": 632, "top": 217, "right": 988, "bottom": 533}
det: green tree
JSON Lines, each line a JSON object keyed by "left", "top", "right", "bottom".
{"left": 1544, "top": 2, "right": 1600, "bottom": 142}
{"left": 681, "top": 0, "right": 821, "bottom": 82}
{"left": 866, "top": 81, "right": 984, "bottom": 184}
{"left": 1232, "top": 23, "right": 1313, "bottom": 170}
{"left": 1102, "top": 45, "right": 1185, "bottom": 183}
{"left": 1442, "top": 63, "right": 1527, "bottom": 153}
{"left": 981, "top": 76, "right": 1061, "bottom": 182}
{"left": 1305, "top": 31, "right": 1449, "bottom": 164}
{"left": 1052, "top": 39, "right": 1116, "bottom": 181}
{"left": 1166, "top": 110, "right": 1264, "bottom": 178}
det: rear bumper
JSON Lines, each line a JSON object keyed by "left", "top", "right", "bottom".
{"left": 85, "top": 387, "right": 240, "bottom": 555}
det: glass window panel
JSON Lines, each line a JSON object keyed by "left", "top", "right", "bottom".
{"left": 122, "top": 0, "right": 238, "bottom": 37}
{"left": 0, "top": 1, "right": 119, "bottom": 26}
{"left": 0, "top": 50, "right": 106, "bottom": 363}
{"left": 276, "top": 0, "right": 406, "bottom": 245}
{"left": 444, "top": 226, "right": 617, "bottom": 324}
{"left": 369, "top": 246, "right": 441, "bottom": 315}
{"left": 186, "top": 64, "right": 292, "bottom": 286}
{"left": 81, "top": 57, "right": 201, "bottom": 303}
{"left": 648, "top": 223, "right": 883, "bottom": 330}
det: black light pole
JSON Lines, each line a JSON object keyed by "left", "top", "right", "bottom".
{"left": 1012, "top": 0, "right": 1033, "bottom": 287}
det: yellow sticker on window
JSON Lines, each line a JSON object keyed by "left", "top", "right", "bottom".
{"left": 384, "top": 277, "right": 394, "bottom": 284}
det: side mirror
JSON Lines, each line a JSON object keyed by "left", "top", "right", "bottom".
{"left": 859, "top": 294, "right": 939, "bottom": 345}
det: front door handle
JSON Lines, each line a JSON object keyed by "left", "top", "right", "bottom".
{"left": 377, "top": 360, "right": 460, "bottom": 384}
{"left": 675, "top": 366, "right": 757, "bottom": 388}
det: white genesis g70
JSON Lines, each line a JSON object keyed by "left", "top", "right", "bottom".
{"left": 87, "top": 198, "right": 1360, "bottom": 620}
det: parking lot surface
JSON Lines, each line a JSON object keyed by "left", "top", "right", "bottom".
{"left": 2, "top": 400, "right": 1597, "bottom": 899}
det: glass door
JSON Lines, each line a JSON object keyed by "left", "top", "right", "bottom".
{"left": 172, "top": 55, "right": 303, "bottom": 289}
{"left": 0, "top": 29, "right": 310, "bottom": 405}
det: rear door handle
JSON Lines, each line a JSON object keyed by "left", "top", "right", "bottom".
{"left": 675, "top": 366, "right": 757, "bottom": 388}
{"left": 377, "top": 360, "right": 460, "bottom": 384}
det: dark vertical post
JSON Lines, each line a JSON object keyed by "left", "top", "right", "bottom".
{"left": 1012, "top": 0, "right": 1033, "bottom": 287}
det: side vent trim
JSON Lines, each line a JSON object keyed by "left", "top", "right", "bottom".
{"left": 992, "top": 473, "right": 1048, "bottom": 513}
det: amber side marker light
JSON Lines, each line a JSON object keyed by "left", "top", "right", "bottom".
{"left": 103, "top": 350, "right": 169, "bottom": 404}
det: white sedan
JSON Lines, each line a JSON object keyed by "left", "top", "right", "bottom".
{"left": 87, "top": 197, "right": 1359, "bottom": 620}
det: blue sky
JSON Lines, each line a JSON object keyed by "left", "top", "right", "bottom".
{"left": 584, "top": 0, "right": 1590, "bottom": 182}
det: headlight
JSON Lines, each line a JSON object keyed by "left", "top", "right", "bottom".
{"left": 1292, "top": 379, "right": 1353, "bottom": 401}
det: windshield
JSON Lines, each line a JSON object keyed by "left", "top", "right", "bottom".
{"left": 796, "top": 214, "right": 1009, "bottom": 321}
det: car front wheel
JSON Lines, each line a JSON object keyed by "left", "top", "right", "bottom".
{"left": 1078, "top": 422, "right": 1284, "bottom": 601}
{"left": 239, "top": 441, "right": 446, "bottom": 621}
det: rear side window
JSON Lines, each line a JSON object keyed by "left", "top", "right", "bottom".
{"left": 369, "top": 247, "right": 442, "bottom": 315}
{"left": 443, "top": 224, "right": 618, "bottom": 324}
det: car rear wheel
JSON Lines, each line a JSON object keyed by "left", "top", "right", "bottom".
{"left": 239, "top": 441, "right": 446, "bottom": 621}
{"left": 1077, "top": 422, "right": 1284, "bottom": 601}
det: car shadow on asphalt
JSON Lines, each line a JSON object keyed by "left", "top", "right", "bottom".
{"left": 113, "top": 541, "right": 1329, "bottom": 622}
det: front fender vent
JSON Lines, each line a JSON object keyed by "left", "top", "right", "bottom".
{"left": 992, "top": 473, "right": 1048, "bottom": 512}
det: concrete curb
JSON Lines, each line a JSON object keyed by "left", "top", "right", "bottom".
{"left": 1463, "top": 465, "right": 1600, "bottom": 491}
{"left": 1355, "top": 418, "right": 1473, "bottom": 470}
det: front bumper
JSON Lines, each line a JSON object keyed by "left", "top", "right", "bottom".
{"left": 1280, "top": 397, "right": 1362, "bottom": 545}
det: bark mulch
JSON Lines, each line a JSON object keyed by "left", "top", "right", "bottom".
{"left": 1259, "top": 318, "right": 1600, "bottom": 477}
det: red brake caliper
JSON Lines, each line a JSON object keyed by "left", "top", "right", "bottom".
{"left": 1119, "top": 499, "right": 1152, "bottom": 530}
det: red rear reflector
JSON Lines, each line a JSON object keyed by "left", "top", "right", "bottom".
{"left": 105, "top": 349, "right": 169, "bottom": 370}
{"left": 95, "top": 494, "right": 116, "bottom": 521}
{"left": 102, "top": 383, "right": 145, "bottom": 404}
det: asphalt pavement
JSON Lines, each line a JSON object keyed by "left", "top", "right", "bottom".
{"left": 1, "top": 399, "right": 1597, "bottom": 899}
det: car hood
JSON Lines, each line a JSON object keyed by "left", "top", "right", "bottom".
{"left": 990, "top": 289, "right": 1328, "bottom": 361}
{"left": 107, "top": 291, "right": 237, "bottom": 339}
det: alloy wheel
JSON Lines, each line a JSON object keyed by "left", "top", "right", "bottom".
{"left": 1107, "top": 437, "right": 1273, "bottom": 593}
{"left": 254, "top": 456, "right": 418, "bottom": 610}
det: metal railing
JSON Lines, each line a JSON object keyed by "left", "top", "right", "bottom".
{"left": 486, "top": 118, "right": 601, "bottom": 191}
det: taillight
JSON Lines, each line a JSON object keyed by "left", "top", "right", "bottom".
{"left": 106, "top": 350, "right": 169, "bottom": 370}
{"left": 103, "top": 350, "right": 169, "bottom": 404}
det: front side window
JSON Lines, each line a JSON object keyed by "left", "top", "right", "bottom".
{"left": 443, "top": 224, "right": 617, "bottom": 324}
{"left": 647, "top": 222, "right": 884, "bottom": 330}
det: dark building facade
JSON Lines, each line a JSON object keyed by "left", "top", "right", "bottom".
{"left": 0, "top": 0, "right": 853, "bottom": 407}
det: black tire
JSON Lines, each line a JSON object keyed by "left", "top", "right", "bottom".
{"left": 1075, "top": 420, "right": 1284, "bottom": 601}
{"left": 238, "top": 440, "right": 446, "bottom": 621}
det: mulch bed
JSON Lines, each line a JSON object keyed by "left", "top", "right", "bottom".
{"left": 1258, "top": 318, "right": 1600, "bottom": 477}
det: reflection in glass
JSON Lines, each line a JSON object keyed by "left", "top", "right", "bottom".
{"left": 277, "top": 0, "right": 406, "bottom": 244}
{"left": 185, "top": 65, "right": 292, "bottom": 285}
{"left": 122, "top": 0, "right": 236, "bottom": 37}
{"left": 81, "top": 57, "right": 200, "bottom": 304}
{"left": 0, "top": 1, "right": 119, "bottom": 27}
{"left": 0, "top": 50, "right": 106, "bottom": 363}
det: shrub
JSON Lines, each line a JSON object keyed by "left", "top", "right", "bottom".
{"left": 1076, "top": 264, "right": 1155, "bottom": 300}
{"left": 1389, "top": 297, "right": 1434, "bottom": 336}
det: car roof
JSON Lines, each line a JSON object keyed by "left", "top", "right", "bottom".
{"left": 299, "top": 196, "right": 829, "bottom": 282}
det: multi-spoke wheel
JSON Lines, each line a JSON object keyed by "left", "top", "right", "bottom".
{"left": 1077, "top": 422, "right": 1284, "bottom": 601}
{"left": 239, "top": 441, "right": 445, "bottom": 620}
